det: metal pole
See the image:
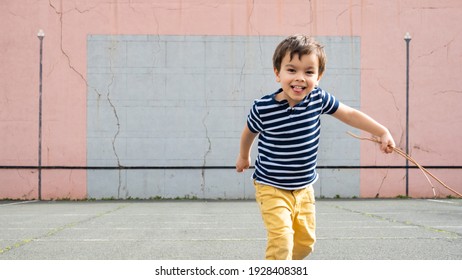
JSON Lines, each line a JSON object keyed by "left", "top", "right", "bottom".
{"left": 404, "top": 32, "right": 411, "bottom": 197}
{"left": 37, "top": 30, "right": 45, "bottom": 201}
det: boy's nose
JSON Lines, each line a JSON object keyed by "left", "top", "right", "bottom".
{"left": 295, "top": 74, "right": 305, "bottom": 82}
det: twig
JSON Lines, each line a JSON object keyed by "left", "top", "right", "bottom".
{"left": 347, "top": 131, "right": 462, "bottom": 198}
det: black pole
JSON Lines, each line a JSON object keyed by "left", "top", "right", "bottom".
{"left": 404, "top": 32, "right": 411, "bottom": 197}
{"left": 38, "top": 30, "right": 44, "bottom": 201}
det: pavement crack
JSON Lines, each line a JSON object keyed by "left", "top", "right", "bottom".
{"left": 329, "top": 204, "right": 462, "bottom": 238}
{"left": 0, "top": 204, "right": 128, "bottom": 255}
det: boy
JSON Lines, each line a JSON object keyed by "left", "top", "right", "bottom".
{"left": 236, "top": 35, "right": 395, "bottom": 260}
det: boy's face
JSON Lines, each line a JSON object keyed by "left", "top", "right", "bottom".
{"left": 274, "top": 52, "right": 322, "bottom": 107}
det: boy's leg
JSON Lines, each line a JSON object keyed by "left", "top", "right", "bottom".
{"left": 292, "top": 185, "right": 316, "bottom": 260}
{"left": 254, "top": 181, "right": 295, "bottom": 260}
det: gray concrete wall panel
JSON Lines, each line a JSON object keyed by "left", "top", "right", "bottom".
{"left": 87, "top": 35, "right": 360, "bottom": 199}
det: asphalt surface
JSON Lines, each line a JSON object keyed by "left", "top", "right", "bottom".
{"left": 0, "top": 199, "right": 461, "bottom": 260}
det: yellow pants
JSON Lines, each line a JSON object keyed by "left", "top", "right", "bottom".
{"left": 254, "top": 181, "right": 316, "bottom": 260}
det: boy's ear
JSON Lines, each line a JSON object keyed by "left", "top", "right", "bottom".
{"left": 317, "top": 72, "right": 323, "bottom": 82}
{"left": 274, "top": 67, "right": 281, "bottom": 82}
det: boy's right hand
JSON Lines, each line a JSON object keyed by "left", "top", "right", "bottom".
{"left": 236, "top": 155, "right": 251, "bottom": 173}
{"left": 378, "top": 130, "right": 395, "bottom": 154}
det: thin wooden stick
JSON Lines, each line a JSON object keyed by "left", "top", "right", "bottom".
{"left": 347, "top": 131, "right": 462, "bottom": 198}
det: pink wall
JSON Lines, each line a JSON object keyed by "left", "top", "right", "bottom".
{"left": 358, "top": 1, "right": 462, "bottom": 197}
{"left": 1, "top": 0, "right": 461, "bottom": 199}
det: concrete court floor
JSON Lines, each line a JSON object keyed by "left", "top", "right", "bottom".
{"left": 0, "top": 198, "right": 461, "bottom": 260}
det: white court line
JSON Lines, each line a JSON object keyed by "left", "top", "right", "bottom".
{"left": 427, "top": 199, "right": 455, "bottom": 204}
{"left": 24, "top": 236, "right": 455, "bottom": 242}
{"left": 0, "top": 200, "right": 37, "bottom": 207}
{"left": 432, "top": 225, "right": 462, "bottom": 228}
{"left": 31, "top": 238, "right": 267, "bottom": 242}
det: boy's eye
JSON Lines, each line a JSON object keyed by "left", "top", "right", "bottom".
{"left": 287, "top": 69, "right": 296, "bottom": 73}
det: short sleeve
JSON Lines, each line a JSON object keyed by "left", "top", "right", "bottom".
{"left": 320, "top": 89, "right": 340, "bottom": 115}
{"left": 246, "top": 101, "right": 263, "bottom": 133}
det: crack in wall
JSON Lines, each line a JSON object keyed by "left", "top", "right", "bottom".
{"left": 107, "top": 39, "right": 123, "bottom": 198}
{"left": 414, "top": 34, "right": 458, "bottom": 63}
{"left": 151, "top": 7, "right": 160, "bottom": 36}
{"left": 257, "top": 34, "right": 264, "bottom": 68}
{"left": 15, "top": 169, "right": 35, "bottom": 199}
{"left": 377, "top": 78, "right": 405, "bottom": 147}
{"left": 50, "top": 0, "right": 100, "bottom": 14}
{"left": 88, "top": 55, "right": 121, "bottom": 200}
{"left": 375, "top": 169, "right": 389, "bottom": 198}
{"left": 49, "top": 0, "right": 88, "bottom": 85}
{"left": 413, "top": 144, "right": 433, "bottom": 154}
{"left": 87, "top": 40, "right": 123, "bottom": 198}
{"left": 307, "top": 0, "right": 314, "bottom": 25}
{"left": 434, "top": 90, "right": 462, "bottom": 95}
{"left": 7, "top": 6, "right": 27, "bottom": 20}
{"left": 247, "top": 0, "right": 256, "bottom": 35}
{"left": 201, "top": 94, "right": 212, "bottom": 198}
{"left": 335, "top": 4, "right": 360, "bottom": 34}
{"left": 235, "top": 58, "right": 246, "bottom": 97}
{"left": 308, "top": 0, "right": 317, "bottom": 34}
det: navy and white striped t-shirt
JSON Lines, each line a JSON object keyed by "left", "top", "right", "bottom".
{"left": 247, "top": 87, "right": 340, "bottom": 190}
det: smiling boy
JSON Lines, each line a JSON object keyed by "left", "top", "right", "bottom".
{"left": 236, "top": 35, "right": 395, "bottom": 260}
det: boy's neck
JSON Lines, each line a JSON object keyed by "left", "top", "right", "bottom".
{"left": 274, "top": 90, "right": 305, "bottom": 107}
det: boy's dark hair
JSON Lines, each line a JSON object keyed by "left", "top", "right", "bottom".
{"left": 272, "top": 35, "right": 326, "bottom": 76}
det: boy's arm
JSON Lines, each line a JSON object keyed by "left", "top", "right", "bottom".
{"left": 236, "top": 125, "right": 258, "bottom": 172}
{"left": 332, "top": 103, "right": 395, "bottom": 154}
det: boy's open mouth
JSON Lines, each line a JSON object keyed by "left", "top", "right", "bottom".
{"left": 291, "top": 85, "right": 306, "bottom": 93}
